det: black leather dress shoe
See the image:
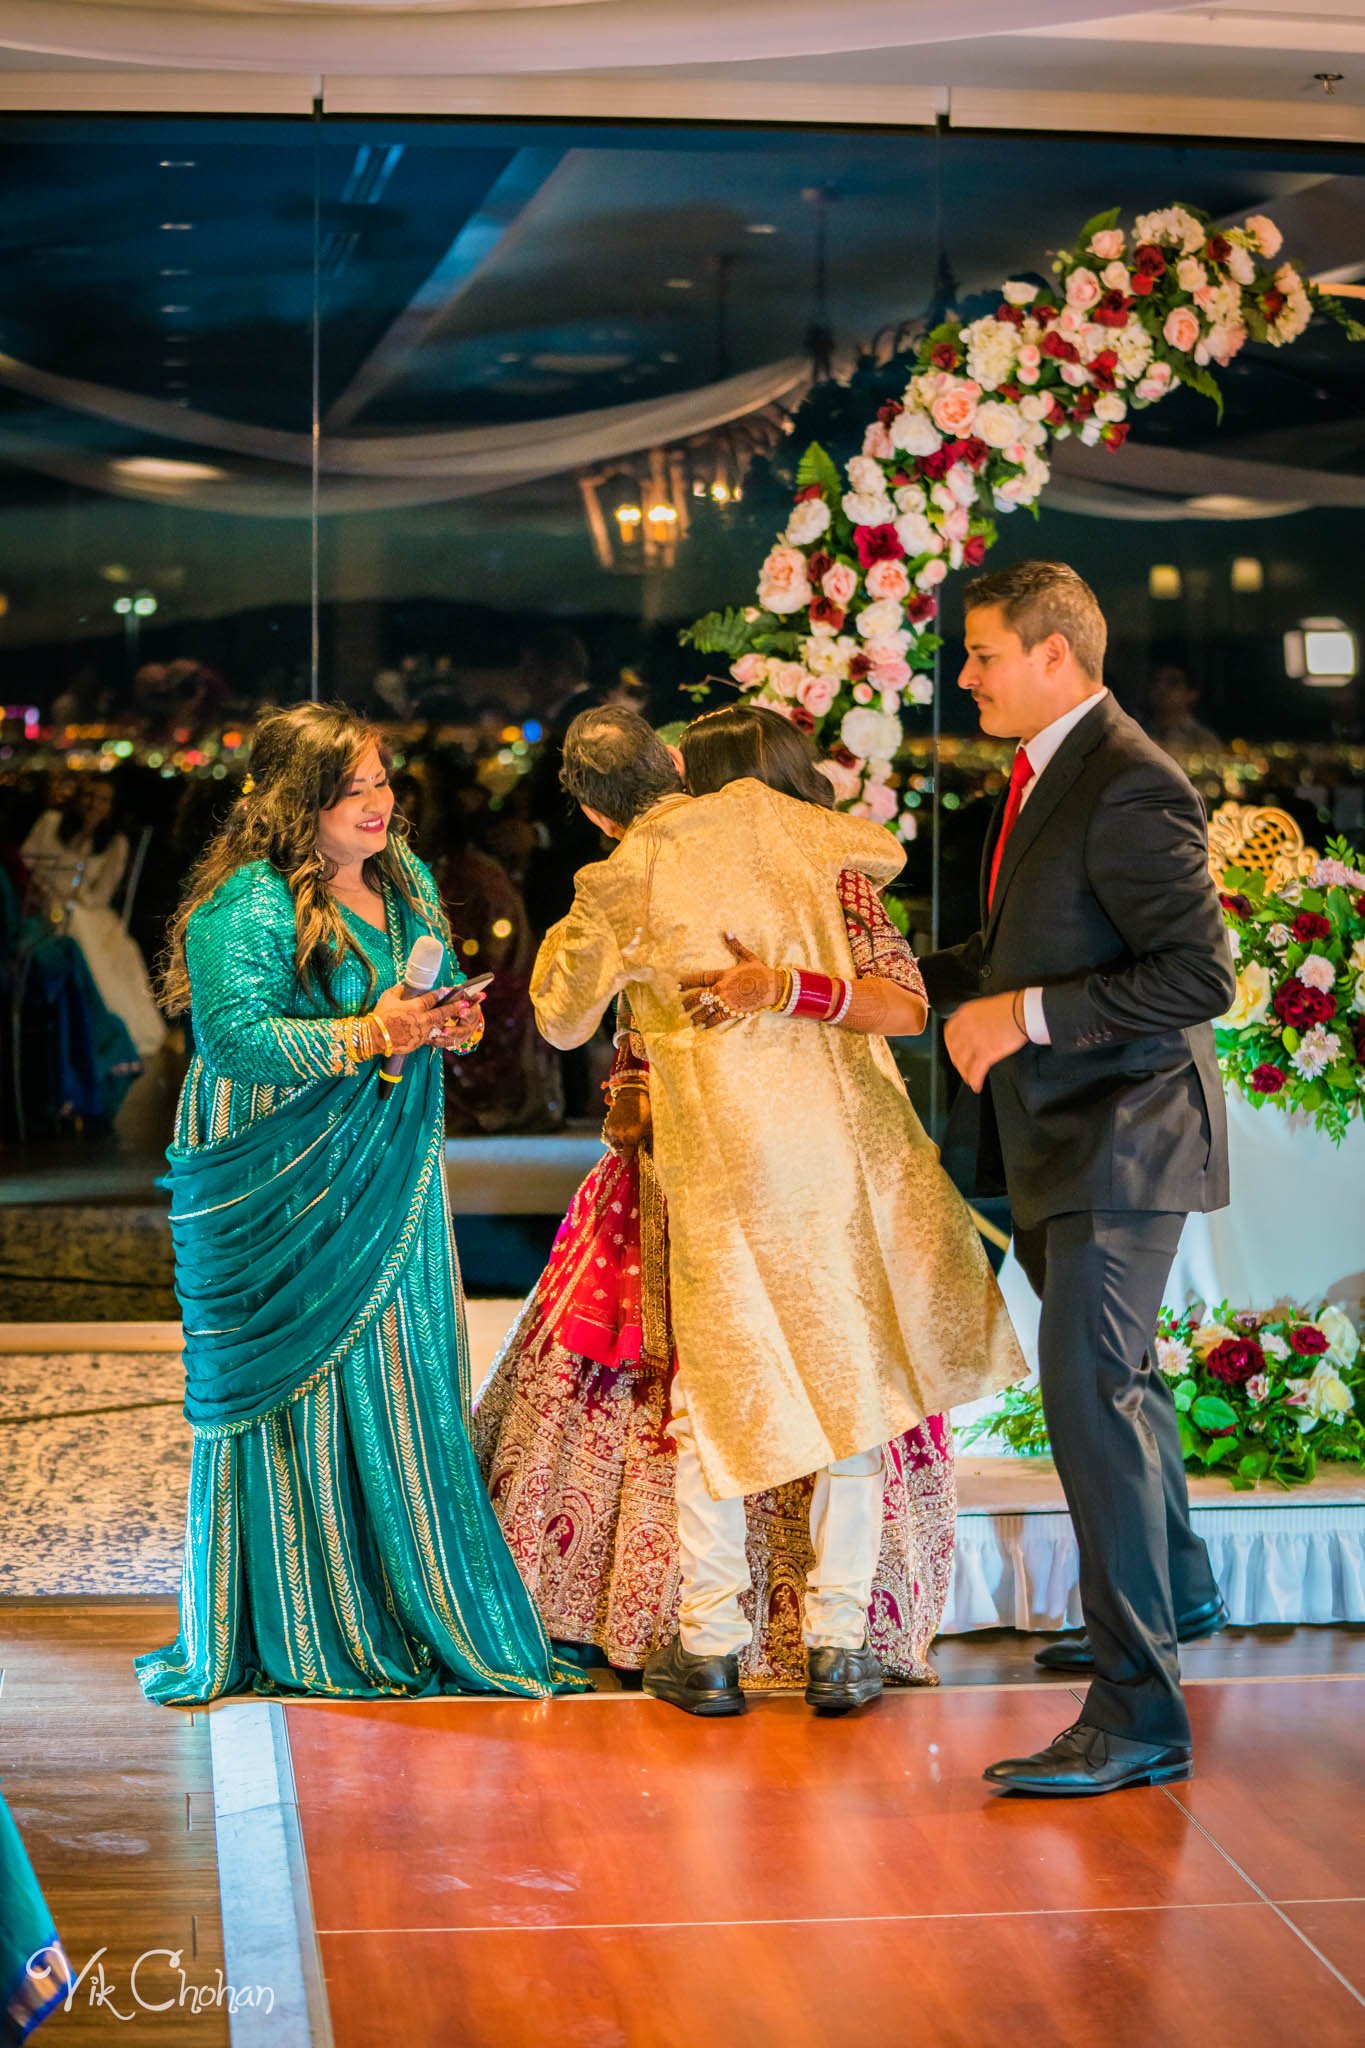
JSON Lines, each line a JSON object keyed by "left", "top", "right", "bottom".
{"left": 984, "top": 1721, "right": 1193, "bottom": 1797}
{"left": 805, "top": 1640, "right": 883, "bottom": 1715}
{"left": 642, "top": 1634, "right": 745, "bottom": 1717}
{"left": 1033, "top": 1596, "right": 1229, "bottom": 1673}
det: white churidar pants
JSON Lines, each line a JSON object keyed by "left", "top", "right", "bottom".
{"left": 670, "top": 1374, "right": 885, "bottom": 1657}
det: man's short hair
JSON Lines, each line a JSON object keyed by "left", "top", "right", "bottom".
{"left": 963, "top": 560, "right": 1107, "bottom": 682}
{"left": 560, "top": 705, "right": 682, "bottom": 827}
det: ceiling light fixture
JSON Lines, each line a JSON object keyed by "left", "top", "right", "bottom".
{"left": 746, "top": 223, "right": 777, "bottom": 235}
{"left": 665, "top": 278, "right": 694, "bottom": 291}
{"left": 1149, "top": 564, "right": 1182, "bottom": 600}
{"left": 160, "top": 159, "right": 196, "bottom": 168}
{"left": 160, "top": 222, "right": 194, "bottom": 231}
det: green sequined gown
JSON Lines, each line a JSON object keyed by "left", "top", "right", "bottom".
{"left": 137, "top": 852, "right": 580, "bottom": 1705}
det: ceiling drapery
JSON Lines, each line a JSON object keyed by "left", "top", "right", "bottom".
{"left": 0, "top": 0, "right": 1201, "bottom": 73}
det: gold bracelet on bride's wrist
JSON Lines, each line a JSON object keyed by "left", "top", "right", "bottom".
{"left": 366, "top": 1010, "right": 394, "bottom": 1060}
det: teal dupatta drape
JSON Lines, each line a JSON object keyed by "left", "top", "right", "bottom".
{"left": 0, "top": 1792, "right": 70, "bottom": 2046}
{"left": 137, "top": 852, "right": 582, "bottom": 1704}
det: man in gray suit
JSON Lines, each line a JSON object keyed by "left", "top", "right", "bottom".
{"left": 920, "top": 560, "right": 1236, "bottom": 1797}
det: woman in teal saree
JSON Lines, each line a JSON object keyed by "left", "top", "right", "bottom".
{"left": 137, "top": 704, "right": 581, "bottom": 1704}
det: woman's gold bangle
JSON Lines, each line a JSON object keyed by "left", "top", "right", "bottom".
{"left": 767, "top": 967, "right": 794, "bottom": 1014}
{"left": 366, "top": 1009, "right": 393, "bottom": 1060}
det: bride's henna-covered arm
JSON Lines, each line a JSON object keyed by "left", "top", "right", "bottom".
{"left": 840, "top": 974, "right": 927, "bottom": 1038}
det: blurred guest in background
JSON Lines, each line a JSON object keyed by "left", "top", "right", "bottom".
{"left": 1146, "top": 665, "right": 1221, "bottom": 754}
{"left": 21, "top": 779, "right": 166, "bottom": 1056}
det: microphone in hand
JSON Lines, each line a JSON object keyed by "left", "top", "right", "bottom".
{"left": 377, "top": 935, "right": 446, "bottom": 1093}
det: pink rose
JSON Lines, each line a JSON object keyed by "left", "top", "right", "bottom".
{"left": 1163, "top": 306, "right": 1201, "bottom": 353}
{"left": 930, "top": 380, "right": 981, "bottom": 436}
{"left": 730, "top": 654, "right": 765, "bottom": 687}
{"left": 1090, "top": 229, "right": 1125, "bottom": 261}
{"left": 797, "top": 672, "right": 837, "bottom": 717}
{"left": 1066, "top": 266, "right": 1102, "bottom": 310}
{"left": 916, "top": 557, "right": 949, "bottom": 590}
{"left": 862, "top": 420, "right": 895, "bottom": 461}
{"left": 1135, "top": 360, "right": 1174, "bottom": 402}
{"left": 869, "top": 655, "right": 912, "bottom": 695}
{"left": 768, "top": 661, "right": 807, "bottom": 701}
{"left": 862, "top": 782, "right": 899, "bottom": 825}
{"left": 942, "top": 503, "right": 970, "bottom": 543}
{"left": 757, "top": 544, "right": 812, "bottom": 616}
{"left": 821, "top": 561, "right": 859, "bottom": 608}
{"left": 864, "top": 559, "right": 910, "bottom": 603}
{"left": 852, "top": 681, "right": 875, "bottom": 705}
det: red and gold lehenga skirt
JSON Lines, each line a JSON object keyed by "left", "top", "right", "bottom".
{"left": 472, "top": 1144, "right": 957, "bottom": 1687}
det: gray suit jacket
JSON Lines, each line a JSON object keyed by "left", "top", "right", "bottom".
{"left": 919, "top": 693, "right": 1236, "bottom": 1231}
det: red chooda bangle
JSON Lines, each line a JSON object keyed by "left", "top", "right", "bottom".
{"left": 791, "top": 971, "right": 836, "bottom": 1020}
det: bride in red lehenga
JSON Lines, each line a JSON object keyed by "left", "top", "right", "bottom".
{"left": 472, "top": 717, "right": 959, "bottom": 1689}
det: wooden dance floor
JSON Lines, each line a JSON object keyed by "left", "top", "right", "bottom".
{"left": 285, "top": 1675, "right": 1365, "bottom": 2048}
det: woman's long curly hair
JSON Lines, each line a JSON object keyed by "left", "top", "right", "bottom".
{"left": 160, "top": 702, "right": 430, "bottom": 1016}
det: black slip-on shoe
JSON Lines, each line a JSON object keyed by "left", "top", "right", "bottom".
{"left": 805, "top": 1639, "right": 883, "bottom": 1715}
{"left": 642, "top": 1633, "right": 745, "bottom": 1717}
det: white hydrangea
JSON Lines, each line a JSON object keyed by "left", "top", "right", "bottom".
{"left": 964, "top": 317, "right": 1020, "bottom": 393}
{"left": 841, "top": 706, "right": 904, "bottom": 762}
{"left": 846, "top": 454, "right": 888, "bottom": 496}
{"left": 842, "top": 490, "right": 896, "bottom": 528}
{"left": 1114, "top": 320, "right": 1155, "bottom": 379}
{"left": 1135, "top": 206, "right": 1206, "bottom": 253}
{"left": 854, "top": 598, "right": 904, "bottom": 642}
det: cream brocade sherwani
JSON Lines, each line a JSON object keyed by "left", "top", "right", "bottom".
{"left": 531, "top": 780, "right": 1024, "bottom": 1501}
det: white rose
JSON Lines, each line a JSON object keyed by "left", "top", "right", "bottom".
{"left": 1100, "top": 261, "right": 1132, "bottom": 292}
{"left": 1094, "top": 393, "right": 1128, "bottom": 424}
{"left": 1318, "top": 1303, "right": 1360, "bottom": 1367}
{"left": 1019, "top": 392, "right": 1052, "bottom": 424}
{"left": 894, "top": 511, "right": 942, "bottom": 558}
{"left": 1176, "top": 256, "right": 1208, "bottom": 294}
{"left": 889, "top": 408, "right": 942, "bottom": 458}
{"left": 805, "top": 634, "right": 858, "bottom": 678}
{"left": 1089, "top": 230, "right": 1125, "bottom": 262}
{"left": 1245, "top": 213, "right": 1283, "bottom": 258}
{"left": 1220, "top": 961, "right": 1271, "bottom": 1030}
{"left": 946, "top": 464, "right": 978, "bottom": 507}
{"left": 840, "top": 707, "right": 903, "bottom": 763}
{"left": 972, "top": 400, "right": 1021, "bottom": 449}
{"left": 846, "top": 454, "right": 887, "bottom": 496}
{"left": 854, "top": 598, "right": 904, "bottom": 642}
{"left": 842, "top": 491, "right": 896, "bottom": 529}
{"left": 894, "top": 482, "right": 927, "bottom": 514}
{"left": 1002, "top": 280, "right": 1039, "bottom": 305}
{"left": 784, "top": 498, "right": 831, "bottom": 546}
{"left": 1226, "top": 243, "right": 1255, "bottom": 287}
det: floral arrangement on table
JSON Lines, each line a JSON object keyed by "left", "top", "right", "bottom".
{"left": 959, "top": 1299, "right": 1364, "bottom": 1490}
{"left": 683, "top": 202, "right": 1361, "bottom": 828}
{"left": 1217, "top": 838, "right": 1365, "bottom": 1143}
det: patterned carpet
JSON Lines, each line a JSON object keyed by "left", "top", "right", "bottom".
{"left": 0, "top": 1205, "right": 177, "bottom": 1322}
{"left": 0, "top": 1350, "right": 189, "bottom": 1595}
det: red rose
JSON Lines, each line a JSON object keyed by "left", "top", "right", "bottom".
{"left": 1250, "top": 1064, "right": 1286, "bottom": 1094}
{"left": 855, "top": 523, "right": 905, "bottom": 568}
{"left": 1292, "top": 911, "right": 1332, "bottom": 943}
{"left": 808, "top": 595, "right": 846, "bottom": 630}
{"left": 787, "top": 705, "right": 816, "bottom": 735}
{"left": 1089, "top": 349, "right": 1119, "bottom": 390}
{"left": 1047, "top": 398, "right": 1067, "bottom": 426}
{"left": 795, "top": 483, "right": 824, "bottom": 503}
{"left": 890, "top": 471, "right": 912, "bottom": 488}
{"left": 1071, "top": 390, "right": 1096, "bottom": 420}
{"left": 806, "top": 550, "right": 834, "bottom": 582}
{"left": 1042, "top": 331, "right": 1080, "bottom": 364}
{"left": 1272, "top": 979, "right": 1337, "bottom": 1029}
{"left": 877, "top": 400, "right": 904, "bottom": 426}
{"left": 829, "top": 742, "right": 859, "bottom": 767}
{"left": 1354, "top": 1018, "right": 1365, "bottom": 1065}
{"left": 1289, "top": 1325, "right": 1329, "bottom": 1356}
{"left": 1102, "top": 423, "right": 1130, "bottom": 450}
{"left": 1093, "top": 290, "right": 1132, "bottom": 329}
{"left": 919, "top": 448, "right": 951, "bottom": 481}
{"left": 931, "top": 343, "right": 959, "bottom": 370}
{"left": 849, "top": 653, "right": 872, "bottom": 679}
{"left": 1134, "top": 244, "right": 1167, "bottom": 277}
{"left": 1220, "top": 891, "right": 1254, "bottom": 920}
{"left": 963, "top": 535, "right": 988, "bottom": 567}
{"left": 996, "top": 302, "right": 1026, "bottom": 328}
{"left": 906, "top": 593, "right": 938, "bottom": 622}
{"left": 1263, "top": 288, "right": 1287, "bottom": 319}
{"left": 1131, "top": 272, "right": 1155, "bottom": 297}
{"left": 1206, "top": 234, "right": 1232, "bottom": 263}
{"left": 1206, "top": 1337, "right": 1265, "bottom": 1385}
{"left": 1035, "top": 302, "right": 1060, "bottom": 325}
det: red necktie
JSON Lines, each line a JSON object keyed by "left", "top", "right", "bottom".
{"left": 988, "top": 746, "right": 1035, "bottom": 908}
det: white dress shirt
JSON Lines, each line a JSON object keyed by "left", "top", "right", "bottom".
{"left": 1010, "top": 690, "right": 1109, "bottom": 1045}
